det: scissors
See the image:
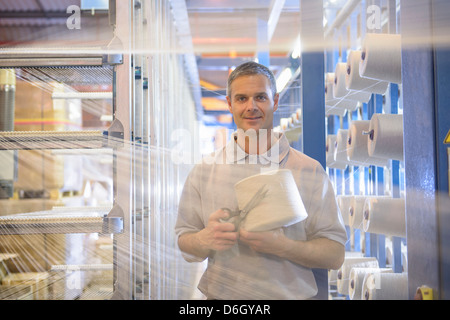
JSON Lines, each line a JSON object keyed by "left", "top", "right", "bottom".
{"left": 220, "top": 184, "right": 269, "bottom": 230}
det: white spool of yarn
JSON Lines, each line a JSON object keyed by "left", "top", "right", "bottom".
{"left": 336, "top": 256, "right": 379, "bottom": 295}
{"left": 348, "top": 267, "right": 393, "bottom": 300}
{"left": 359, "top": 231, "right": 366, "bottom": 255}
{"left": 367, "top": 113, "right": 404, "bottom": 161}
{"left": 335, "top": 129, "right": 363, "bottom": 167}
{"left": 359, "top": 33, "right": 402, "bottom": 84}
{"left": 333, "top": 62, "right": 372, "bottom": 103}
{"left": 325, "top": 72, "right": 358, "bottom": 112}
{"left": 336, "top": 195, "right": 353, "bottom": 226}
{"left": 325, "top": 72, "right": 339, "bottom": 107}
{"left": 402, "top": 249, "right": 408, "bottom": 272}
{"left": 235, "top": 169, "right": 308, "bottom": 232}
{"left": 326, "top": 135, "right": 347, "bottom": 170}
{"left": 347, "top": 120, "right": 389, "bottom": 167}
{"left": 385, "top": 237, "right": 393, "bottom": 266}
{"left": 362, "top": 272, "right": 409, "bottom": 300}
{"left": 348, "top": 195, "right": 368, "bottom": 229}
{"left": 328, "top": 269, "right": 338, "bottom": 286}
{"left": 345, "top": 50, "right": 389, "bottom": 95}
{"left": 363, "top": 197, "right": 406, "bottom": 238}
{"left": 280, "top": 118, "right": 289, "bottom": 131}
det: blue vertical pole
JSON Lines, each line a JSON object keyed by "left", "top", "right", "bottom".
{"left": 365, "top": 95, "right": 374, "bottom": 258}
{"left": 432, "top": 0, "right": 450, "bottom": 300}
{"left": 384, "top": 0, "right": 403, "bottom": 274}
{"left": 300, "top": 0, "right": 327, "bottom": 300}
{"left": 390, "top": 83, "right": 403, "bottom": 273}
{"left": 375, "top": 94, "right": 384, "bottom": 265}
{"left": 402, "top": 0, "right": 441, "bottom": 299}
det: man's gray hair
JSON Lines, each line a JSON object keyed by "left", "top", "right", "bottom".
{"left": 226, "top": 61, "right": 277, "bottom": 98}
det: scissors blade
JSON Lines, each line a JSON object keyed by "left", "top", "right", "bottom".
{"left": 240, "top": 184, "right": 268, "bottom": 218}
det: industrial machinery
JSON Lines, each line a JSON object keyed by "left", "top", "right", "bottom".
{"left": 0, "top": 0, "right": 201, "bottom": 300}
{"left": 0, "top": 0, "right": 449, "bottom": 301}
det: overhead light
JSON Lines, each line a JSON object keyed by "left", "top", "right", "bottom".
{"left": 291, "top": 35, "right": 301, "bottom": 59}
{"left": 81, "top": 0, "right": 109, "bottom": 10}
{"left": 276, "top": 67, "right": 293, "bottom": 93}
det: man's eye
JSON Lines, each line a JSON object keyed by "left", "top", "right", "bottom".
{"left": 256, "top": 95, "right": 267, "bottom": 101}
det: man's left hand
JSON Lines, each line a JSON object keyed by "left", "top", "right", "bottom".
{"left": 239, "top": 228, "right": 290, "bottom": 257}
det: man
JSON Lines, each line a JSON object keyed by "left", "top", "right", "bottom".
{"left": 175, "top": 61, "right": 346, "bottom": 300}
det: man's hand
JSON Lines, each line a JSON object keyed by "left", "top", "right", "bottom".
{"left": 239, "top": 228, "right": 345, "bottom": 270}
{"left": 196, "top": 209, "right": 239, "bottom": 252}
{"left": 239, "top": 228, "right": 289, "bottom": 256}
{"left": 178, "top": 209, "right": 239, "bottom": 261}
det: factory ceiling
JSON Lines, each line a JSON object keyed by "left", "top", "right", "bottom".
{"left": 0, "top": 0, "right": 348, "bottom": 121}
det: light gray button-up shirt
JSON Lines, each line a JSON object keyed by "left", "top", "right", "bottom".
{"left": 175, "top": 132, "right": 347, "bottom": 300}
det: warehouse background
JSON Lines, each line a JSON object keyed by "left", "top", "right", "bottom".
{"left": 0, "top": 0, "right": 449, "bottom": 300}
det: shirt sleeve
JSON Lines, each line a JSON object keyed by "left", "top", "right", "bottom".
{"left": 303, "top": 164, "right": 348, "bottom": 246}
{"left": 174, "top": 164, "right": 205, "bottom": 238}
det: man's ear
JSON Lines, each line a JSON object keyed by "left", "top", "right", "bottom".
{"left": 273, "top": 93, "right": 279, "bottom": 112}
{"left": 226, "top": 96, "right": 233, "bottom": 113}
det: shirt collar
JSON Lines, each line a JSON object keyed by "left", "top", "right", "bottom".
{"left": 225, "top": 131, "right": 290, "bottom": 164}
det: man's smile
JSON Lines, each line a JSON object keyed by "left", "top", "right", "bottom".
{"left": 244, "top": 116, "right": 262, "bottom": 120}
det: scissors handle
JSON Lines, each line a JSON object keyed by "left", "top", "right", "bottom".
{"left": 221, "top": 207, "right": 237, "bottom": 215}
{"left": 220, "top": 207, "right": 242, "bottom": 230}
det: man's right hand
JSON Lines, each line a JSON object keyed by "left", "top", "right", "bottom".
{"left": 196, "top": 209, "right": 239, "bottom": 252}
{"left": 178, "top": 209, "right": 239, "bottom": 261}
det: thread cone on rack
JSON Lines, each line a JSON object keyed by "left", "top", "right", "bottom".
{"left": 345, "top": 50, "right": 389, "bottom": 95}
{"left": 337, "top": 195, "right": 354, "bottom": 226}
{"left": 334, "top": 129, "right": 364, "bottom": 167}
{"left": 325, "top": 72, "right": 357, "bottom": 112}
{"left": 368, "top": 113, "right": 404, "bottom": 161}
{"left": 326, "top": 135, "right": 347, "bottom": 170}
{"left": 333, "top": 62, "right": 372, "bottom": 103}
{"left": 348, "top": 195, "right": 370, "bottom": 229}
{"left": 347, "top": 120, "right": 389, "bottom": 167}
{"left": 362, "top": 272, "right": 408, "bottom": 300}
{"left": 359, "top": 33, "right": 402, "bottom": 84}
{"left": 363, "top": 197, "right": 406, "bottom": 238}
{"left": 336, "top": 256, "right": 379, "bottom": 295}
{"left": 348, "top": 267, "right": 393, "bottom": 300}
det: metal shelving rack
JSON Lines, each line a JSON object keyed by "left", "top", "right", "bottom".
{"left": 107, "top": 0, "right": 201, "bottom": 300}
{"left": 0, "top": 0, "right": 201, "bottom": 300}
{"left": 0, "top": 58, "right": 124, "bottom": 300}
{"left": 321, "top": 0, "right": 450, "bottom": 300}
{"left": 323, "top": 0, "right": 407, "bottom": 299}
{"left": 0, "top": 52, "right": 124, "bottom": 232}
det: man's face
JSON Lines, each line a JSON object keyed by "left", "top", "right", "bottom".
{"left": 226, "top": 74, "right": 279, "bottom": 133}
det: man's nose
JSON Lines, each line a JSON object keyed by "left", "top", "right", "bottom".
{"left": 245, "top": 98, "right": 258, "bottom": 111}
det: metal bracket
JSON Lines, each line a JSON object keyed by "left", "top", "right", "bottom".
{"left": 103, "top": 204, "right": 124, "bottom": 234}
{"left": 0, "top": 47, "right": 123, "bottom": 68}
{"left": 103, "top": 53, "right": 123, "bottom": 65}
{"left": 103, "top": 118, "right": 124, "bottom": 148}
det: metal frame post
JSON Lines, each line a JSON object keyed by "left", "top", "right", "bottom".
{"left": 300, "top": 0, "right": 327, "bottom": 300}
{"left": 401, "top": 0, "right": 440, "bottom": 299}
{"left": 432, "top": 0, "right": 450, "bottom": 300}
{"left": 111, "top": 0, "right": 134, "bottom": 300}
